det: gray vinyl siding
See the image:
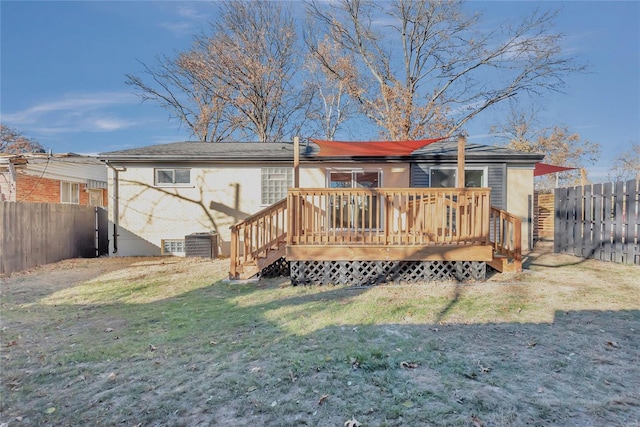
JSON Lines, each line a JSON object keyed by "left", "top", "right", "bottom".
{"left": 487, "top": 164, "right": 506, "bottom": 209}
{"left": 410, "top": 163, "right": 506, "bottom": 209}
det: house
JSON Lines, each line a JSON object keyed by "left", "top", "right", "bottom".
{"left": 0, "top": 153, "right": 108, "bottom": 206}
{"left": 99, "top": 138, "right": 543, "bottom": 283}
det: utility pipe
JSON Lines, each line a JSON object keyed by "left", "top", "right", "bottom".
{"left": 104, "top": 161, "right": 121, "bottom": 254}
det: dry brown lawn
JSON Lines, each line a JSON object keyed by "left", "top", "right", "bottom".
{"left": 1, "top": 244, "right": 639, "bottom": 426}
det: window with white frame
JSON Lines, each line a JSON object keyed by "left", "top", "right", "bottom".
{"left": 155, "top": 168, "right": 191, "bottom": 186}
{"left": 429, "top": 167, "right": 487, "bottom": 188}
{"left": 60, "top": 182, "right": 80, "bottom": 204}
{"left": 261, "top": 167, "right": 292, "bottom": 205}
{"left": 162, "top": 239, "right": 185, "bottom": 256}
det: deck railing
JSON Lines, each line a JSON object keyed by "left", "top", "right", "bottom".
{"left": 287, "top": 188, "right": 491, "bottom": 246}
{"left": 489, "top": 206, "right": 522, "bottom": 266}
{"left": 229, "top": 198, "right": 287, "bottom": 279}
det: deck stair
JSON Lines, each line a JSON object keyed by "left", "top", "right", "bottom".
{"left": 488, "top": 206, "right": 523, "bottom": 272}
{"left": 229, "top": 198, "right": 288, "bottom": 280}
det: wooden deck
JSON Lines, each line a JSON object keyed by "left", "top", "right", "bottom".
{"left": 229, "top": 188, "right": 522, "bottom": 280}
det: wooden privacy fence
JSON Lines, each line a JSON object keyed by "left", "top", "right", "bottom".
{"left": 0, "top": 201, "right": 108, "bottom": 275}
{"left": 554, "top": 179, "right": 640, "bottom": 265}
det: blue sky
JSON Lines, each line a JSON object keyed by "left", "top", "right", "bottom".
{"left": 1, "top": 1, "right": 638, "bottom": 181}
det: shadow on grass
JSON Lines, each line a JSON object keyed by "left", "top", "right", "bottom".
{"left": 521, "top": 240, "right": 629, "bottom": 270}
{"left": 2, "top": 266, "right": 639, "bottom": 427}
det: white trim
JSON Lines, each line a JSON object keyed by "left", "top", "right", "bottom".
{"left": 60, "top": 181, "right": 80, "bottom": 204}
{"left": 154, "top": 168, "right": 191, "bottom": 187}
{"left": 161, "top": 239, "right": 186, "bottom": 256}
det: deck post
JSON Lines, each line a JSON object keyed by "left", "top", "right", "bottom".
{"left": 293, "top": 136, "right": 300, "bottom": 188}
{"left": 229, "top": 225, "right": 238, "bottom": 279}
{"left": 457, "top": 134, "right": 466, "bottom": 188}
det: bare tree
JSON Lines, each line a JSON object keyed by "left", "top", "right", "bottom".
{"left": 0, "top": 125, "right": 44, "bottom": 154}
{"left": 126, "top": 53, "right": 237, "bottom": 143}
{"left": 303, "top": 36, "right": 358, "bottom": 140}
{"left": 198, "top": 0, "right": 305, "bottom": 142}
{"left": 127, "top": 1, "right": 305, "bottom": 143}
{"left": 609, "top": 143, "right": 640, "bottom": 181}
{"left": 493, "top": 108, "right": 600, "bottom": 189}
{"left": 306, "top": 0, "right": 583, "bottom": 141}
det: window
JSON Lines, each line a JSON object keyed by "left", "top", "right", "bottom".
{"left": 155, "top": 168, "right": 191, "bottom": 186}
{"left": 429, "top": 167, "right": 487, "bottom": 188}
{"left": 329, "top": 170, "right": 380, "bottom": 189}
{"left": 261, "top": 167, "right": 292, "bottom": 205}
{"left": 61, "top": 182, "right": 80, "bottom": 204}
{"left": 89, "top": 189, "right": 103, "bottom": 207}
{"left": 162, "top": 239, "right": 185, "bottom": 256}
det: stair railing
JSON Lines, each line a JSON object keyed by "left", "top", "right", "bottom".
{"left": 489, "top": 206, "right": 522, "bottom": 269}
{"left": 229, "top": 198, "right": 287, "bottom": 279}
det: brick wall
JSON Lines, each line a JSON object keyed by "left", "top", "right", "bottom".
{"left": 16, "top": 173, "right": 61, "bottom": 203}
{"left": 14, "top": 172, "right": 107, "bottom": 206}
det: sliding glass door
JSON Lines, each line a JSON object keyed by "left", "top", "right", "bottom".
{"left": 328, "top": 171, "right": 381, "bottom": 229}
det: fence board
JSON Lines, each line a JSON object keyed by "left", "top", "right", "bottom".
{"left": 554, "top": 187, "right": 566, "bottom": 253}
{"left": 624, "top": 179, "right": 637, "bottom": 264}
{"left": 581, "top": 185, "right": 592, "bottom": 257}
{"left": 613, "top": 181, "right": 625, "bottom": 263}
{"left": 592, "top": 184, "right": 603, "bottom": 260}
{"left": 1, "top": 202, "right": 108, "bottom": 275}
{"left": 602, "top": 183, "right": 613, "bottom": 261}
{"left": 554, "top": 179, "right": 639, "bottom": 265}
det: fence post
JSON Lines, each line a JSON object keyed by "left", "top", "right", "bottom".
{"left": 613, "top": 181, "right": 625, "bottom": 263}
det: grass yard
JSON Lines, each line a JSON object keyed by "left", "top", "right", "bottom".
{"left": 1, "top": 246, "right": 639, "bottom": 426}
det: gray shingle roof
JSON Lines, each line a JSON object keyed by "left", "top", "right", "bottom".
{"left": 99, "top": 142, "right": 295, "bottom": 162}
{"left": 411, "top": 141, "right": 544, "bottom": 162}
{"left": 98, "top": 140, "right": 543, "bottom": 163}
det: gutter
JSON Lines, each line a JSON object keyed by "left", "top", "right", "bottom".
{"left": 104, "top": 161, "right": 125, "bottom": 254}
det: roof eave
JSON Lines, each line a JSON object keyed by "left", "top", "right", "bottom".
{"left": 98, "top": 154, "right": 295, "bottom": 163}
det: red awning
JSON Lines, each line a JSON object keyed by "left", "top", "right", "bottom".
{"left": 309, "top": 137, "right": 445, "bottom": 157}
{"left": 534, "top": 162, "right": 577, "bottom": 176}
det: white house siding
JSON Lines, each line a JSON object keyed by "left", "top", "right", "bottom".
{"left": 108, "top": 163, "right": 285, "bottom": 257}
{"left": 506, "top": 166, "right": 535, "bottom": 250}
{"left": 107, "top": 159, "right": 533, "bottom": 257}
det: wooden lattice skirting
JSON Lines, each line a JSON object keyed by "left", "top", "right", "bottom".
{"left": 259, "top": 257, "right": 291, "bottom": 278}
{"left": 289, "top": 260, "right": 486, "bottom": 286}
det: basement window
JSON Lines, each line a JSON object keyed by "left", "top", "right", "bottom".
{"left": 161, "top": 239, "right": 185, "bottom": 256}
{"left": 155, "top": 168, "right": 191, "bottom": 186}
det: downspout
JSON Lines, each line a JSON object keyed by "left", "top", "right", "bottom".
{"left": 105, "top": 161, "right": 120, "bottom": 254}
